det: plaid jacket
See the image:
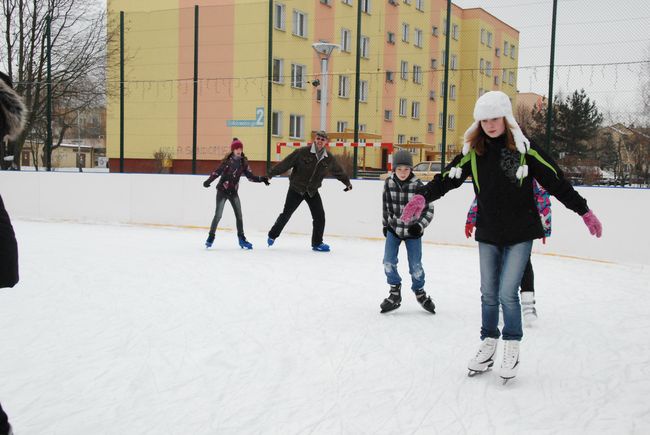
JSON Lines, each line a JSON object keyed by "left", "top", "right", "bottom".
{"left": 382, "top": 173, "right": 434, "bottom": 239}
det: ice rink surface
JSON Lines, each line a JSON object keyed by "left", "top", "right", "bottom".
{"left": 1, "top": 220, "right": 649, "bottom": 434}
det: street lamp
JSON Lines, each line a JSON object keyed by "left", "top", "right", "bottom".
{"left": 311, "top": 42, "right": 340, "bottom": 132}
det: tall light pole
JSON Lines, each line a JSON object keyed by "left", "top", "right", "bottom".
{"left": 312, "top": 42, "right": 340, "bottom": 132}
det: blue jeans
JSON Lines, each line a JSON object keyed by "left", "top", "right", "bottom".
{"left": 478, "top": 240, "right": 533, "bottom": 341}
{"left": 383, "top": 231, "right": 425, "bottom": 291}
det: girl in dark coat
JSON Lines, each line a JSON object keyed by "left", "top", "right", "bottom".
{"left": 203, "top": 138, "right": 269, "bottom": 249}
{"left": 411, "top": 91, "right": 602, "bottom": 382}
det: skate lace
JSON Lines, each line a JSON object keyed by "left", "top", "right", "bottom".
{"left": 503, "top": 342, "right": 519, "bottom": 368}
{"left": 476, "top": 340, "right": 495, "bottom": 359}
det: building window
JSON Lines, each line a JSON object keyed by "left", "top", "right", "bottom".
{"left": 387, "top": 31, "right": 396, "bottom": 44}
{"left": 502, "top": 69, "right": 507, "bottom": 83}
{"left": 400, "top": 60, "right": 409, "bottom": 80}
{"left": 272, "top": 58, "right": 284, "bottom": 84}
{"left": 361, "top": 0, "right": 371, "bottom": 14}
{"left": 397, "top": 134, "right": 406, "bottom": 145}
{"left": 399, "top": 98, "right": 407, "bottom": 116}
{"left": 402, "top": 23, "right": 409, "bottom": 42}
{"left": 359, "top": 80, "right": 368, "bottom": 102}
{"left": 414, "top": 28, "right": 423, "bottom": 48}
{"left": 486, "top": 61, "right": 492, "bottom": 76}
{"left": 320, "top": 0, "right": 331, "bottom": 5}
{"left": 432, "top": 26, "right": 439, "bottom": 36}
{"left": 479, "top": 87, "right": 484, "bottom": 96}
{"left": 289, "top": 114, "right": 304, "bottom": 138}
{"left": 338, "top": 75, "right": 350, "bottom": 97}
{"left": 504, "top": 41, "right": 509, "bottom": 57}
{"left": 384, "top": 109, "right": 393, "bottom": 121}
{"left": 441, "top": 50, "right": 446, "bottom": 66}
{"left": 440, "top": 80, "right": 446, "bottom": 97}
{"left": 495, "top": 47, "right": 501, "bottom": 57}
{"left": 487, "top": 31, "right": 493, "bottom": 47}
{"left": 438, "top": 112, "right": 444, "bottom": 128}
{"left": 480, "top": 28, "right": 485, "bottom": 44}
{"left": 341, "top": 28, "right": 352, "bottom": 52}
{"left": 291, "top": 63, "right": 305, "bottom": 88}
{"left": 360, "top": 36, "right": 370, "bottom": 58}
{"left": 411, "top": 101, "right": 420, "bottom": 119}
{"left": 427, "top": 122, "right": 434, "bottom": 133}
{"left": 450, "top": 54, "right": 458, "bottom": 70}
{"left": 509, "top": 71, "right": 515, "bottom": 85}
{"left": 274, "top": 3, "right": 286, "bottom": 30}
{"left": 292, "top": 10, "right": 307, "bottom": 37}
{"left": 271, "top": 111, "right": 282, "bottom": 136}
{"left": 429, "top": 90, "right": 435, "bottom": 100}
{"left": 342, "top": 0, "right": 352, "bottom": 5}
{"left": 452, "top": 24, "right": 459, "bottom": 40}
{"left": 449, "top": 84, "right": 456, "bottom": 100}
{"left": 448, "top": 114, "right": 456, "bottom": 130}
{"left": 386, "top": 70, "right": 394, "bottom": 82}
{"left": 413, "top": 65, "right": 422, "bottom": 84}
{"left": 480, "top": 58, "right": 485, "bottom": 74}
{"left": 431, "top": 58, "right": 438, "bottom": 69}
{"left": 416, "top": 0, "right": 424, "bottom": 11}
{"left": 510, "top": 45, "right": 516, "bottom": 59}
{"left": 336, "top": 121, "right": 348, "bottom": 132}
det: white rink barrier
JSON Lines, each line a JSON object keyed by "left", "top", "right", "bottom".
{"left": 1, "top": 171, "right": 647, "bottom": 265}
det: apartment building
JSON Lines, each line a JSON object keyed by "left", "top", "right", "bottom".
{"left": 106, "top": 0, "right": 519, "bottom": 173}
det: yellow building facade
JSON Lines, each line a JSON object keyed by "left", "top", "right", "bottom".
{"left": 106, "top": 0, "right": 519, "bottom": 173}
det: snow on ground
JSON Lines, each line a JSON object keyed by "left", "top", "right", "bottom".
{"left": 1, "top": 220, "right": 649, "bottom": 435}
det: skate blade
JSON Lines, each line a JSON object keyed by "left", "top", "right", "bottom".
{"left": 500, "top": 376, "right": 515, "bottom": 385}
{"left": 380, "top": 304, "right": 401, "bottom": 313}
{"left": 468, "top": 367, "right": 491, "bottom": 377}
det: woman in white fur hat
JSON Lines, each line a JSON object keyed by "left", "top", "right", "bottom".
{"left": 412, "top": 90, "right": 602, "bottom": 383}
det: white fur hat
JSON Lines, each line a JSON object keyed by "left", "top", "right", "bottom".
{"left": 461, "top": 91, "right": 529, "bottom": 157}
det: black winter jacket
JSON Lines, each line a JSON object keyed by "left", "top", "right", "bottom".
{"left": 0, "top": 195, "right": 19, "bottom": 288}
{"left": 204, "top": 155, "right": 264, "bottom": 195}
{"left": 268, "top": 146, "right": 350, "bottom": 196}
{"left": 418, "top": 135, "right": 589, "bottom": 246}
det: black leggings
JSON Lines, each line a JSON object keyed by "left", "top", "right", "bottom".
{"left": 520, "top": 257, "right": 534, "bottom": 293}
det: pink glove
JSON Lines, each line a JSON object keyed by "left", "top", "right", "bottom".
{"left": 582, "top": 210, "right": 602, "bottom": 238}
{"left": 402, "top": 194, "right": 426, "bottom": 224}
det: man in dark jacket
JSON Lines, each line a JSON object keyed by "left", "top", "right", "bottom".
{"left": 0, "top": 71, "right": 24, "bottom": 435}
{"left": 267, "top": 130, "right": 352, "bottom": 252}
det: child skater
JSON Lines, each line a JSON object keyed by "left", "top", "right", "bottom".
{"left": 379, "top": 150, "right": 436, "bottom": 314}
{"left": 465, "top": 179, "right": 552, "bottom": 325}
{"left": 408, "top": 91, "right": 602, "bottom": 382}
{"left": 203, "top": 138, "right": 269, "bottom": 249}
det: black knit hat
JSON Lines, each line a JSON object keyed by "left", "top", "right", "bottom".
{"left": 392, "top": 150, "right": 413, "bottom": 168}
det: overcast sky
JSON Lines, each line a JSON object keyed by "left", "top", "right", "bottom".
{"left": 454, "top": 0, "right": 650, "bottom": 121}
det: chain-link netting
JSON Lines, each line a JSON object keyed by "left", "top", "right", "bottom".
{"left": 4, "top": 0, "right": 648, "bottom": 184}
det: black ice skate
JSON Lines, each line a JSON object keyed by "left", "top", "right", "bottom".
{"left": 380, "top": 284, "right": 402, "bottom": 313}
{"left": 414, "top": 289, "right": 436, "bottom": 314}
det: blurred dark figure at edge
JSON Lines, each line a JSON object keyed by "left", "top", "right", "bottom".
{"left": 1, "top": 70, "right": 27, "bottom": 435}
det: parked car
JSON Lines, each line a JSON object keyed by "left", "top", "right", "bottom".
{"left": 380, "top": 160, "right": 443, "bottom": 181}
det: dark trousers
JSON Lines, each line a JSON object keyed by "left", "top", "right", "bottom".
{"left": 269, "top": 188, "right": 325, "bottom": 247}
{"left": 520, "top": 257, "right": 534, "bottom": 293}
{"left": 0, "top": 402, "right": 9, "bottom": 435}
{"left": 209, "top": 190, "right": 244, "bottom": 238}
{"left": 0, "top": 195, "right": 19, "bottom": 288}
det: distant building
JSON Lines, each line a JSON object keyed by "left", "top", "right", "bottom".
{"left": 106, "top": 0, "right": 520, "bottom": 173}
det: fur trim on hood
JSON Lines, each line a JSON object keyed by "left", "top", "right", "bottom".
{"left": 0, "top": 77, "right": 27, "bottom": 142}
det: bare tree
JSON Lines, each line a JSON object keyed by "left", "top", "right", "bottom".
{"left": 1, "top": 0, "right": 114, "bottom": 169}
